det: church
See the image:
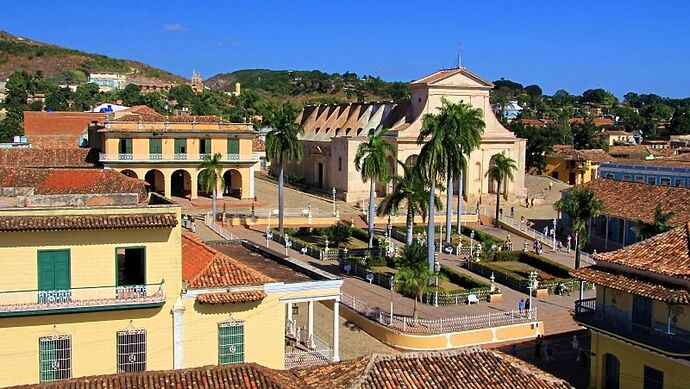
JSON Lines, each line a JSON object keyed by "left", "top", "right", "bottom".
{"left": 287, "top": 67, "right": 527, "bottom": 205}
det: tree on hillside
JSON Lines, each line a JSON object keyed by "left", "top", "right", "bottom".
{"left": 265, "top": 103, "right": 304, "bottom": 235}
{"left": 581, "top": 88, "right": 618, "bottom": 106}
{"left": 572, "top": 120, "right": 605, "bottom": 150}
{"left": 669, "top": 107, "right": 690, "bottom": 135}
{"left": 636, "top": 205, "right": 674, "bottom": 241}
{"left": 354, "top": 130, "right": 396, "bottom": 248}
{"left": 45, "top": 86, "right": 72, "bottom": 111}
{"left": 73, "top": 83, "right": 100, "bottom": 111}
{"left": 119, "top": 84, "right": 143, "bottom": 106}
{"left": 485, "top": 153, "right": 517, "bottom": 227}
{"left": 509, "top": 122, "right": 570, "bottom": 173}
{"left": 555, "top": 188, "right": 605, "bottom": 272}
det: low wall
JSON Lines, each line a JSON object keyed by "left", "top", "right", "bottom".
{"left": 330, "top": 302, "right": 544, "bottom": 351}
{"left": 368, "top": 213, "right": 478, "bottom": 226}
{"left": 219, "top": 216, "right": 338, "bottom": 227}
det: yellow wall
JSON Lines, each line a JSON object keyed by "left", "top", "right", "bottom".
{"left": 544, "top": 157, "right": 597, "bottom": 185}
{"left": 0, "top": 206, "right": 182, "bottom": 386}
{"left": 590, "top": 332, "right": 690, "bottom": 389}
{"left": 102, "top": 136, "right": 254, "bottom": 158}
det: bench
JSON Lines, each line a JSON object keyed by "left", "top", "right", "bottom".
{"left": 467, "top": 294, "right": 479, "bottom": 305}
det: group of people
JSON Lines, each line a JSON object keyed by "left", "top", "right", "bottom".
{"left": 182, "top": 214, "right": 196, "bottom": 233}
{"left": 524, "top": 197, "right": 535, "bottom": 208}
{"left": 533, "top": 240, "right": 544, "bottom": 255}
{"left": 501, "top": 237, "right": 513, "bottom": 251}
{"left": 517, "top": 298, "right": 531, "bottom": 314}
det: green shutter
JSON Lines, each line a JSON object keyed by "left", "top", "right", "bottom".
{"left": 174, "top": 139, "right": 187, "bottom": 154}
{"left": 202, "top": 139, "right": 211, "bottom": 154}
{"left": 39, "top": 339, "right": 56, "bottom": 382}
{"left": 149, "top": 138, "right": 162, "bottom": 154}
{"left": 227, "top": 139, "right": 239, "bottom": 155}
{"left": 218, "top": 322, "right": 244, "bottom": 364}
{"left": 38, "top": 250, "right": 70, "bottom": 291}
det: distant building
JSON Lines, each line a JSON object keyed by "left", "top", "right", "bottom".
{"left": 598, "top": 130, "right": 635, "bottom": 146}
{"left": 573, "top": 225, "right": 690, "bottom": 388}
{"left": 544, "top": 145, "right": 616, "bottom": 185}
{"left": 90, "top": 103, "right": 129, "bottom": 113}
{"left": 599, "top": 154, "right": 690, "bottom": 187}
{"left": 608, "top": 144, "right": 677, "bottom": 160}
{"left": 568, "top": 117, "right": 615, "bottom": 127}
{"left": 87, "top": 72, "right": 128, "bottom": 92}
{"left": 517, "top": 118, "right": 548, "bottom": 127}
{"left": 190, "top": 71, "right": 204, "bottom": 93}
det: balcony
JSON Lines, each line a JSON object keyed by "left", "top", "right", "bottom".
{"left": 574, "top": 298, "right": 690, "bottom": 356}
{"left": 0, "top": 281, "right": 165, "bottom": 317}
{"left": 99, "top": 153, "right": 260, "bottom": 163}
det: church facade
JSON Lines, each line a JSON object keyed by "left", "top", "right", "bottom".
{"left": 287, "top": 68, "right": 527, "bottom": 204}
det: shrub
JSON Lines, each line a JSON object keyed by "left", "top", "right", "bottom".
{"left": 325, "top": 224, "right": 352, "bottom": 248}
{"left": 440, "top": 265, "right": 490, "bottom": 289}
{"left": 365, "top": 256, "right": 387, "bottom": 267}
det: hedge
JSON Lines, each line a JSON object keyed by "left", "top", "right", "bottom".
{"left": 492, "top": 251, "right": 572, "bottom": 279}
{"left": 440, "top": 265, "right": 490, "bottom": 289}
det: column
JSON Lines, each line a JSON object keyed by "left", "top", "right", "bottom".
{"left": 216, "top": 175, "right": 224, "bottom": 199}
{"left": 164, "top": 171, "right": 172, "bottom": 199}
{"left": 332, "top": 300, "right": 340, "bottom": 362}
{"left": 307, "top": 300, "right": 314, "bottom": 348}
{"left": 190, "top": 171, "right": 198, "bottom": 200}
{"left": 172, "top": 298, "right": 185, "bottom": 369}
{"left": 249, "top": 164, "right": 255, "bottom": 199}
{"left": 287, "top": 302, "right": 293, "bottom": 323}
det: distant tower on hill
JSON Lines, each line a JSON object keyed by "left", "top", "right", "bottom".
{"left": 190, "top": 71, "right": 204, "bottom": 93}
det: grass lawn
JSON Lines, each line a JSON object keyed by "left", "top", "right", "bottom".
{"left": 294, "top": 234, "right": 368, "bottom": 250}
{"left": 370, "top": 266, "right": 466, "bottom": 291}
{"left": 371, "top": 266, "right": 397, "bottom": 277}
{"left": 492, "top": 261, "right": 558, "bottom": 282}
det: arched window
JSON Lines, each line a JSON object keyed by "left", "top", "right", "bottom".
{"left": 603, "top": 353, "right": 620, "bottom": 389}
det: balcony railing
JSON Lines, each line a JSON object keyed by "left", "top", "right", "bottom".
{"left": 99, "top": 153, "right": 260, "bottom": 163}
{"left": 0, "top": 281, "right": 165, "bottom": 317}
{"left": 574, "top": 298, "right": 690, "bottom": 356}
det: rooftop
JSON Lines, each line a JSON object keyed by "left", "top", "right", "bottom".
{"left": 8, "top": 348, "right": 572, "bottom": 389}
{"left": 0, "top": 148, "right": 97, "bottom": 168}
{"left": 567, "top": 117, "right": 615, "bottom": 127}
{"left": 551, "top": 145, "right": 616, "bottom": 163}
{"left": 574, "top": 178, "right": 690, "bottom": 226}
{"left": 608, "top": 144, "right": 677, "bottom": 160}
{"left": 411, "top": 67, "right": 493, "bottom": 88}
{"left": 0, "top": 213, "right": 178, "bottom": 233}
{"left": 23, "top": 111, "right": 105, "bottom": 148}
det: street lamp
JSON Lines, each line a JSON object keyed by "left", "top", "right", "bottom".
{"left": 470, "top": 230, "right": 476, "bottom": 257}
{"left": 389, "top": 275, "right": 395, "bottom": 324}
{"left": 387, "top": 213, "right": 392, "bottom": 239}
{"left": 324, "top": 238, "right": 329, "bottom": 252}
{"left": 475, "top": 243, "right": 482, "bottom": 261}
{"left": 332, "top": 187, "right": 337, "bottom": 216}
{"left": 528, "top": 270, "right": 537, "bottom": 319}
{"left": 552, "top": 218, "right": 557, "bottom": 250}
{"left": 267, "top": 208, "right": 279, "bottom": 228}
{"left": 285, "top": 235, "right": 292, "bottom": 256}
{"left": 265, "top": 227, "right": 273, "bottom": 247}
{"left": 439, "top": 223, "right": 443, "bottom": 254}
{"left": 433, "top": 254, "right": 441, "bottom": 307}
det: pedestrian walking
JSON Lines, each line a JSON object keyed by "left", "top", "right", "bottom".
{"left": 567, "top": 235, "right": 572, "bottom": 253}
{"left": 518, "top": 298, "right": 525, "bottom": 314}
{"left": 510, "top": 344, "right": 517, "bottom": 356}
{"left": 525, "top": 197, "right": 529, "bottom": 208}
{"left": 499, "top": 208, "right": 503, "bottom": 219}
{"left": 510, "top": 206, "right": 515, "bottom": 218}
{"left": 183, "top": 214, "right": 189, "bottom": 229}
{"left": 530, "top": 198, "right": 534, "bottom": 208}
{"left": 556, "top": 240, "right": 563, "bottom": 253}
{"left": 535, "top": 335, "right": 543, "bottom": 358}
{"left": 191, "top": 219, "right": 196, "bottom": 233}
{"left": 548, "top": 181, "right": 553, "bottom": 191}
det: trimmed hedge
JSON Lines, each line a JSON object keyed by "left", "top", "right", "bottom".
{"left": 440, "top": 265, "right": 490, "bottom": 289}
{"left": 492, "top": 251, "right": 572, "bottom": 279}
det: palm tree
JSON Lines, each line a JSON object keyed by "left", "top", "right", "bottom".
{"left": 376, "top": 162, "right": 441, "bottom": 245}
{"left": 485, "top": 153, "right": 518, "bottom": 227}
{"left": 325, "top": 224, "right": 352, "bottom": 248}
{"left": 554, "top": 187, "right": 605, "bottom": 270}
{"left": 198, "top": 153, "right": 224, "bottom": 220}
{"left": 636, "top": 205, "right": 674, "bottom": 240}
{"left": 417, "top": 113, "right": 448, "bottom": 269}
{"left": 354, "top": 130, "right": 396, "bottom": 248}
{"left": 449, "top": 104, "right": 485, "bottom": 237}
{"left": 265, "top": 103, "right": 304, "bottom": 235}
{"left": 394, "top": 244, "right": 434, "bottom": 321}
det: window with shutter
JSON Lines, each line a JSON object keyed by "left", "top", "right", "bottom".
{"left": 218, "top": 320, "right": 244, "bottom": 364}
{"left": 117, "top": 328, "right": 146, "bottom": 373}
{"left": 39, "top": 335, "right": 71, "bottom": 382}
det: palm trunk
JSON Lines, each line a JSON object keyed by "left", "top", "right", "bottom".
{"left": 427, "top": 180, "right": 436, "bottom": 271}
{"left": 413, "top": 293, "right": 419, "bottom": 321}
{"left": 406, "top": 207, "right": 414, "bottom": 246}
{"left": 574, "top": 231, "right": 581, "bottom": 269}
{"left": 445, "top": 173, "right": 453, "bottom": 244}
{"left": 212, "top": 187, "right": 217, "bottom": 222}
{"left": 278, "top": 155, "right": 285, "bottom": 235}
{"left": 456, "top": 171, "right": 463, "bottom": 234}
{"left": 495, "top": 181, "right": 501, "bottom": 227}
{"left": 368, "top": 179, "right": 375, "bottom": 248}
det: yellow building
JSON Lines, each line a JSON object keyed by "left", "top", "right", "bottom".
{"left": 598, "top": 130, "right": 634, "bottom": 146}
{"left": 95, "top": 106, "right": 259, "bottom": 200}
{"left": 0, "top": 168, "right": 343, "bottom": 386}
{"left": 544, "top": 145, "right": 615, "bottom": 185}
{"left": 573, "top": 224, "right": 690, "bottom": 389}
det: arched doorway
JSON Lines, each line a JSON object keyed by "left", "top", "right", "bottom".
{"left": 197, "top": 169, "right": 211, "bottom": 197}
{"left": 171, "top": 169, "right": 192, "bottom": 198}
{"left": 144, "top": 169, "right": 164, "bottom": 194}
{"left": 121, "top": 169, "right": 138, "bottom": 179}
{"left": 223, "top": 169, "right": 243, "bottom": 199}
{"left": 603, "top": 353, "right": 620, "bottom": 389}
{"left": 404, "top": 154, "right": 418, "bottom": 168}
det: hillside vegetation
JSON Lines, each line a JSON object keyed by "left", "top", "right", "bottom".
{"left": 0, "top": 31, "right": 185, "bottom": 84}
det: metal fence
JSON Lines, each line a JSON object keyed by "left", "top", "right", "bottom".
{"left": 420, "top": 288, "right": 492, "bottom": 306}
{"left": 340, "top": 293, "right": 537, "bottom": 334}
{"left": 221, "top": 207, "right": 330, "bottom": 219}
{"left": 204, "top": 213, "right": 239, "bottom": 240}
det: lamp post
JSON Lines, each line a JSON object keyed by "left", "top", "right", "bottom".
{"left": 528, "top": 270, "right": 537, "bottom": 319}
{"left": 389, "top": 275, "right": 395, "bottom": 324}
{"left": 475, "top": 243, "right": 482, "bottom": 261}
{"left": 285, "top": 235, "right": 292, "bottom": 256}
{"left": 552, "top": 218, "right": 557, "bottom": 250}
{"left": 268, "top": 208, "right": 278, "bottom": 228}
{"left": 387, "top": 213, "right": 392, "bottom": 239}
{"left": 265, "top": 227, "right": 273, "bottom": 247}
{"left": 433, "top": 254, "right": 440, "bottom": 307}
{"left": 439, "top": 223, "right": 443, "bottom": 254}
{"left": 332, "top": 187, "right": 337, "bottom": 216}
{"left": 470, "top": 230, "right": 476, "bottom": 257}
{"left": 325, "top": 239, "right": 329, "bottom": 252}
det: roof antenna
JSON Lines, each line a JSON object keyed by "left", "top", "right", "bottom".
{"left": 456, "top": 43, "right": 464, "bottom": 69}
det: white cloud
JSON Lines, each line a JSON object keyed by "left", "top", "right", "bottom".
{"left": 163, "top": 23, "right": 189, "bottom": 32}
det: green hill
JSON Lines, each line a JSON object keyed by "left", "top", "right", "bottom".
{"left": 0, "top": 31, "right": 185, "bottom": 84}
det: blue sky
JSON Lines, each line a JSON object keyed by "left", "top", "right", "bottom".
{"left": 2, "top": 0, "right": 689, "bottom": 98}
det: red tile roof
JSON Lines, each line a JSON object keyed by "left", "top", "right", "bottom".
{"left": 197, "top": 291, "right": 267, "bottom": 304}
{"left": 411, "top": 68, "right": 493, "bottom": 87}
{"left": 23, "top": 111, "right": 105, "bottom": 138}
{"left": 8, "top": 348, "right": 571, "bottom": 389}
{"left": 0, "top": 168, "right": 148, "bottom": 202}
{"left": 518, "top": 118, "right": 548, "bottom": 127}
{"left": 551, "top": 145, "right": 615, "bottom": 163}
{"left": 296, "top": 348, "right": 571, "bottom": 389}
{"left": 594, "top": 223, "right": 690, "bottom": 279}
{"left": 253, "top": 138, "right": 266, "bottom": 152}
{"left": 0, "top": 213, "right": 177, "bottom": 232}
{"left": 568, "top": 117, "right": 615, "bottom": 127}
{"left": 182, "top": 232, "right": 274, "bottom": 289}
{"left": 572, "top": 267, "right": 689, "bottom": 304}
{"left": 575, "top": 178, "right": 690, "bottom": 226}
{"left": 0, "top": 148, "right": 97, "bottom": 168}
{"left": 608, "top": 145, "right": 677, "bottom": 160}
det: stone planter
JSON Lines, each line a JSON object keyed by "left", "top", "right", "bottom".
{"left": 533, "top": 288, "right": 549, "bottom": 298}
{"left": 487, "top": 293, "right": 503, "bottom": 303}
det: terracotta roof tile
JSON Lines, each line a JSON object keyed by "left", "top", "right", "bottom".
{"left": 8, "top": 363, "right": 304, "bottom": 389}
{"left": 253, "top": 138, "right": 266, "bottom": 152}
{"left": 574, "top": 178, "right": 690, "bottom": 226}
{"left": 0, "top": 168, "right": 148, "bottom": 202}
{"left": 572, "top": 267, "right": 690, "bottom": 304}
{"left": 568, "top": 117, "right": 615, "bottom": 127}
{"left": 0, "top": 148, "right": 97, "bottom": 168}
{"left": 609, "top": 145, "right": 676, "bottom": 160}
{"left": 518, "top": 118, "right": 548, "bottom": 127}
{"left": 551, "top": 145, "right": 615, "bottom": 163}
{"left": 197, "top": 290, "right": 267, "bottom": 304}
{"left": 593, "top": 223, "right": 690, "bottom": 279}
{"left": 0, "top": 213, "right": 177, "bottom": 232}
{"left": 182, "top": 232, "right": 274, "bottom": 289}
{"left": 296, "top": 348, "right": 571, "bottom": 389}
{"left": 23, "top": 111, "right": 105, "bottom": 139}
